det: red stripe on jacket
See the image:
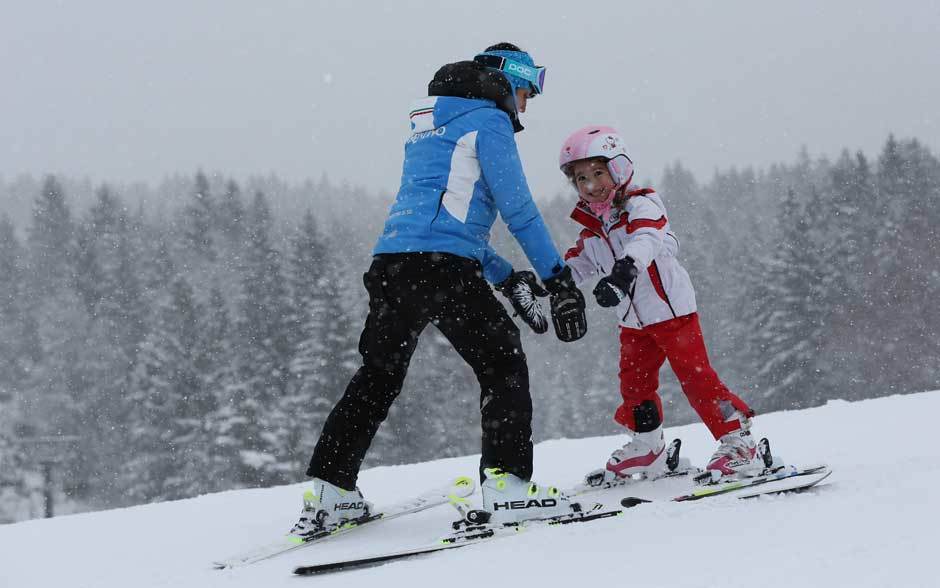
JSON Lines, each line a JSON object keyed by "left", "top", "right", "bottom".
{"left": 565, "top": 231, "right": 591, "bottom": 261}
{"left": 627, "top": 216, "right": 667, "bottom": 234}
{"left": 647, "top": 261, "right": 676, "bottom": 316}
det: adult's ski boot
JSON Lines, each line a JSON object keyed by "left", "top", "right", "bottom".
{"left": 288, "top": 478, "right": 372, "bottom": 540}
{"left": 475, "top": 468, "right": 579, "bottom": 525}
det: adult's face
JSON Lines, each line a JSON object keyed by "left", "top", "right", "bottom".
{"left": 515, "top": 87, "right": 530, "bottom": 113}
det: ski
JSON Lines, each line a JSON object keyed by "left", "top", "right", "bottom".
{"left": 212, "top": 476, "right": 474, "bottom": 569}
{"left": 620, "top": 464, "right": 831, "bottom": 508}
{"left": 568, "top": 438, "right": 702, "bottom": 496}
{"left": 292, "top": 507, "right": 623, "bottom": 576}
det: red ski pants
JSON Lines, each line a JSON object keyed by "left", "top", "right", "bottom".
{"left": 615, "top": 313, "right": 753, "bottom": 439}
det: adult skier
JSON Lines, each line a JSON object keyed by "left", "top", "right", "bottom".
{"left": 289, "top": 43, "right": 588, "bottom": 536}
{"left": 556, "top": 125, "right": 762, "bottom": 483}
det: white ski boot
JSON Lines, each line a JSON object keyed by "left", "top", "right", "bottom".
{"left": 288, "top": 478, "right": 372, "bottom": 540}
{"left": 596, "top": 426, "right": 668, "bottom": 483}
{"left": 583, "top": 435, "right": 698, "bottom": 489}
{"left": 702, "top": 412, "right": 764, "bottom": 482}
{"left": 481, "top": 468, "right": 577, "bottom": 525}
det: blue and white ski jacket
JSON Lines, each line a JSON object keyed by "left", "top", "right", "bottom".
{"left": 373, "top": 96, "right": 564, "bottom": 284}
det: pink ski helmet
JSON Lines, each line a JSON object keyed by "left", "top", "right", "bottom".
{"left": 559, "top": 126, "right": 634, "bottom": 187}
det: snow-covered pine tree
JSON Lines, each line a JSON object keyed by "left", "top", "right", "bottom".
{"left": 746, "top": 185, "right": 829, "bottom": 410}
{"left": 874, "top": 137, "right": 940, "bottom": 393}
{"left": 0, "top": 215, "right": 38, "bottom": 520}
{"left": 183, "top": 170, "right": 216, "bottom": 262}
{"left": 59, "top": 186, "right": 147, "bottom": 505}
{"left": 811, "top": 151, "right": 877, "bottom": 398}
{"left": 284, "top": 209, "right": 340, "bottom": 472}
{"left": 22, "top": 177, "right": 100, "bottom": 501}
{"left": 124, "top": 276, "right": 215, "bottom": 501}
{"left": 230, "top": 191, "right": 294, "bottom": 486}
{"left": 142, "top": 236, "right": 178, "bottom": 296}
{"left": 216, "top": 179, "right": 246, "bottom": 247}
{"left": 27, "top": 176, "right": 74, "bottom": 297}
{"left": 73, "top": 221, "right": 105, "bottom": 314}
{"left": 0, "top": 215, "right": 38, "bottom": 404}
{"left": 198, "top": 285, "right": 238, "bottom": 491}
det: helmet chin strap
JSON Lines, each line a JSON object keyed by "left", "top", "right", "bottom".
{"left": 586, "top": 186, "right": 620, "bottom": 217}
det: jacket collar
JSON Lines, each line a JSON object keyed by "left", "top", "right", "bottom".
{"left": 569, "top": 200, "right": 605, "bottom": 236}
{"left": 569, "top": 187, "right": 657, "bottom": 236}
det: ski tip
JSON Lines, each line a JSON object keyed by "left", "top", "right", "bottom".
{"left": 620, "top": 497, "right": 651, "bottom": 508}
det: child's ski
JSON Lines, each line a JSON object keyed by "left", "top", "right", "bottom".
{"left": 212, "top": 476, "right": 474, "bottom": 569}
{"left": 621, "top": 464, "right": 831, "bottom": 507}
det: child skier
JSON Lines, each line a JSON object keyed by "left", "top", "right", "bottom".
{"left": 557, "top": 125, "right": 762, "bottom": 483}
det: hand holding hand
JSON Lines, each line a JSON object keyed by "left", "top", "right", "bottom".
{"left": 543, "top": 266, "right": 588, "bottom": 342}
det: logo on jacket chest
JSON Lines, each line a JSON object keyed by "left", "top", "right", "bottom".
{"left": 603, "top": 209, "right": 623, "bottom": 230}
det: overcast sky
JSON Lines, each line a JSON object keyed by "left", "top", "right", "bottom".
{"left": 2, "top": 0, "right": 938, "bottom": 198}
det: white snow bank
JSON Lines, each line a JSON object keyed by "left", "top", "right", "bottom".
{"left": 2, "top": 390, "right": 937, "bottom": 588}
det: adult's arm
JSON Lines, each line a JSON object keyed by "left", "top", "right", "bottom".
{"left": 476, "top": 113, "right": 565, "bottom": 281}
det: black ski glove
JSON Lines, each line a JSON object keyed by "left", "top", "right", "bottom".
{"left": 495, "top": 270, "right": 549, "bottom": 334}
{"left": 593, "top": 257, "right": 638, "bottom": 308}
{"left": 542, "top": 265, "right": 587, "bottom": 342}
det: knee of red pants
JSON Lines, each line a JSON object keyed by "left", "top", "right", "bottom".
{"left": 616, "top": 337, "right": 664, "bottom": 430}
{"left": 615, "top": 366, "right": 662, "bottom": 429}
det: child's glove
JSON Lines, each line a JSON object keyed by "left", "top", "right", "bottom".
{"left": 542, "top": 266, "right": 587, "bottom": 342}
{"left": 495, "top": 270, "right": 549, "bottom": 334}
{"left": 593, "top": 257, "right": 638, "bottom": 308}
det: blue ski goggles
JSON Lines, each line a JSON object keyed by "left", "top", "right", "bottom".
{"left": 474, "top": 54, "right": 546, "bottom": 96}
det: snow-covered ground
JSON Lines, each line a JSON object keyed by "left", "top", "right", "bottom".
{"left": 2, "top": 391, "right": 937, "bottom": 588}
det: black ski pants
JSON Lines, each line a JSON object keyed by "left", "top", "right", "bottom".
{"left": 306, "top": 253, "right": 533, "bottom": 490}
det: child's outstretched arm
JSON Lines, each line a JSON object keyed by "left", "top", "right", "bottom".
{"left": 563, "top": 231, "right": 601, "bottom": 285}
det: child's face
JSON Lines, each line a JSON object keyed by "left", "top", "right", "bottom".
{"left": 570, "top": 159, "right": 615, "bottom": 203}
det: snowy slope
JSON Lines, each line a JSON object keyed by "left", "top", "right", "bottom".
{"left": 2, "top": 391, "right": 938, "bottom": 588}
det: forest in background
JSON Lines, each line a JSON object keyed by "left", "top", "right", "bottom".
{"left": 1, "top": 134, "right": 938, "bottom": 522}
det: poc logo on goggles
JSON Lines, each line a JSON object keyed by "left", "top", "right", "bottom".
{"left": 506, "top": 62, "right": 534, "bottom": 77}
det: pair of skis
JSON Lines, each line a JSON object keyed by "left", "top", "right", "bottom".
{"left": 621, "top": 463, "right": 831, "bottom": 507}
{"left": 592, "top": 438, "right": 831, "bottom": 507}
